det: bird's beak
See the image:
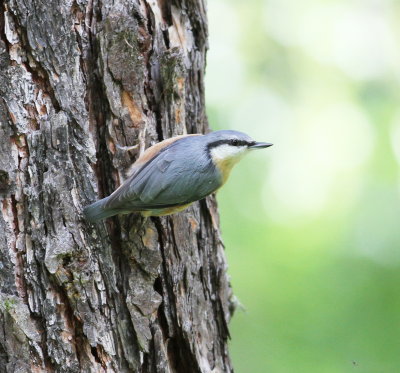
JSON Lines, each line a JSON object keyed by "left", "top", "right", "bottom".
{"left": 248, "top": 142, "right": 273, "bottom": 149}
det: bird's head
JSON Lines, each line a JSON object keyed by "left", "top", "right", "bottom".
{"left": 205, "top": 130, "right": 273, "bottom": 182}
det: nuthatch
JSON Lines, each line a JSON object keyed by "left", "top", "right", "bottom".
{"left": 83, "top": 130, "right": 272, "bottom": 222}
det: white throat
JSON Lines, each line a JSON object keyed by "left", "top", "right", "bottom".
{"left": 210, "top": 144, "right": 248, "bottom": 183}
{"left": 210, "top": 144, "right": 248, "bottom": 164}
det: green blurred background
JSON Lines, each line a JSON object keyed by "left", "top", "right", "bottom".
{"left": 205, "top": 0, "right": 400, "bottom": 372}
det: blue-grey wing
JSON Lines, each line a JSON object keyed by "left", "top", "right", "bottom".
{"left": 105, "top": 141, "right": 221, "bottom": 210}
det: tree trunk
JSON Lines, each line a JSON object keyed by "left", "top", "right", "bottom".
{"left": 0, "top": 1, "right": 233, "bottom": 372}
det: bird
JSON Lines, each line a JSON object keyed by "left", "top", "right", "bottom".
{"left": 83, "top": 130, "right": 272, "bottom": 222}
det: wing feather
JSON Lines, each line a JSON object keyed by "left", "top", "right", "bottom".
{"left": 105, "top": 136, "right": 221, "bottom": 211}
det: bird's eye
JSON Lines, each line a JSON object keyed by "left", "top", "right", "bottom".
{"left": 231, "top": 139, "right": 239, "bottom": 146}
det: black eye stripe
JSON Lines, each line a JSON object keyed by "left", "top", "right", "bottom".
{"left": 207, "top": 139, "right": 251, "bottom": 149}
{"left": 230, "top": 139, "right": 250, "bottom": 146}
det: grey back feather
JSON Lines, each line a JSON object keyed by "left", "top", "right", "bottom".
{"left": 105, "top": 136, "right": 222, "bottom": 210}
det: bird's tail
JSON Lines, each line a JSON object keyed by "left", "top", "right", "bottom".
{"left": 83, "top": 197, "right": 120, "bottom": 222}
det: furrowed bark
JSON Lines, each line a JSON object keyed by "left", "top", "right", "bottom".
{"left": 0, "top": 1, "right": 233, "bottom": 372}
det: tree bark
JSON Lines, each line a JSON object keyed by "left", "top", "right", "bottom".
{"left": 0, "top": 1, "right": 233, "bottom": 372}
